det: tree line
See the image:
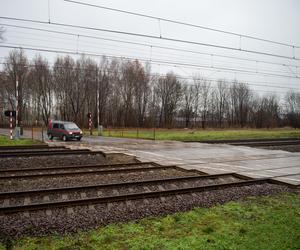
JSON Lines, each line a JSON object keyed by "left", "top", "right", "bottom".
{"left": 0, "top": 49, "right": 300, "bottom": 129}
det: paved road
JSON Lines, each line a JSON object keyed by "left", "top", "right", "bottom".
{"left": 1, "top": 128, "right": 299, "bottom": 185}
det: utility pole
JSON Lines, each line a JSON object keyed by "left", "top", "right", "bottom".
{"left": 96, "top": 67, "right": 100, "bottom": 136}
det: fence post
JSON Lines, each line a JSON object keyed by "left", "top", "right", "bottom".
{"left": 31, "top": 126, "right": 34, "bottom": 140}
{"left": 153, "top": 127, "right": 156, "bottom": 140}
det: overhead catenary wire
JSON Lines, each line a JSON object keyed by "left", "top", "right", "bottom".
{"left": 0, "top": 43, "right": 299, "bottom": 80}
{"left": 0, "top": 16, "right": 299, "bottom": 61}
{"left": 1, "top": 43, "right": 300, "bottom": 94}
{"left": 63, "top": 0, "right": 300, "bottom": 49}
{"left": 1, "top": 23, "right": 299, "bottom": 70}
{"left": 4, "top": 31, "right": 297, "bottom": 76}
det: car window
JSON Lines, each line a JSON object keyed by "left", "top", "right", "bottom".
{"left": 53, "top": 123, "right": 58, "bottom": 129}
{"left": 59, "top": 124, "right": 65, "bottom": 130}
{"left": 64, "top": 123, "right": 79, "bottom": 130}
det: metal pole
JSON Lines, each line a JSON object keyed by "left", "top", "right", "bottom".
{"left": 96, "top": 68, "right": 100, "bottom": 136}
{"left": 15, "top": 76, "right": 18, "bottom": 128}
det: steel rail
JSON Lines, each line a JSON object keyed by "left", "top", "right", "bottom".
{"left": 0, "top": 145, "right": 63, "bottom": 150}
{"left": 0, "top": 150, "right": 104, "bottom": 158}
{"left": 196, "top": 138, "right": 300, "bottom": 144}
{"left": 0, "top": 148, "right": 72, "bottom": 154}
{"left": 0, "top": 161, "right": 155, "bottom": 173}
{"left": 231, "top": 141, "right": 300, "bottom": 147}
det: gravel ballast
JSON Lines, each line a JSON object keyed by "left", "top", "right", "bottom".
{"left": 0, "top": 153, "right": 136, "bottom": 169}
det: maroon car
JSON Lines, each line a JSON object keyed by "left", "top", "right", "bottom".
{"left": 47, "top": 120, "right": 83, "bottom": 141}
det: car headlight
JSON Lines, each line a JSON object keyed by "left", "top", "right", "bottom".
{"left": 68, "top": 132, "right": 73, "bottom": 135}
{"left": 80, "top": 131, "right": 83, "bottom": 134}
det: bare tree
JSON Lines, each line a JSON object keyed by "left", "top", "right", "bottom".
{"left": 155, "top": 72, "right": 182, "bottom": 128}
{"left": 229, "top": 81, "right": 252, "bottom": 127}
{"left": 284, "top": 90, "right": 300, "bottom": 128}
{"left": 29, "top": 55, "right": 53, "bottom": 125}
{"left": 193, "top": 77, "right": 211, "bottom": 129}
{"left": 4, "top": 49, "right": 29, "bottom": 128}
{"left": 214, "top": 80, "right": 229, "bottom": 127}
{"left": 182, "top": 83, "right": 195, "bottom": 128}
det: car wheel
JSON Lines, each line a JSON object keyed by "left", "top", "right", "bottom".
{"left": 48, "top": 133, "right": 53, "bottom": 140}
{"left": 62, "top": 135, "right": 67, "bottom": 141}
{"left": 77, "top": 137, "right": 81, "bottom": 141}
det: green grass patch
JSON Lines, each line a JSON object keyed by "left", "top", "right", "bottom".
{"left": 0, "top": 135, "right": 42, "bottom": 146}
{"left": 5, "top": 193, "right": 300, "bottom": 250}
{"left": 86, "top": 128, "right": 300, "bottom": 141}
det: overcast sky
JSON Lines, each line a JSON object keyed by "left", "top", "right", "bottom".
{"left": 0, "top": 0, "right": 299, "bottom": 96}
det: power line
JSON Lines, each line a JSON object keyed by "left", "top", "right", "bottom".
{"left": 1, "top": 43, "right": 299, "bottom": 80}
{"left": 2, "top": 23, "right": 299, "bottom": 70}
{"left": 63, "top": 0, "right": 300, "bottom": 49}
{"left": 4, "top": 30, "right": 297, "bottom": 76}
{"left": 0, "top": 16, "right": 299, "bottom": 61}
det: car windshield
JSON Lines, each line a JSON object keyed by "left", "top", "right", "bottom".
{"left": 64, "top": 123, "right": 79, "bottom": 130}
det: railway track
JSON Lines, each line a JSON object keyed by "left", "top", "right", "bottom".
{"left": 0, "top": 160, "right": 296, "bottom": 215}
{"left": 198, "top": 138, "right": 300, "bottom": 144}
{"left": 192, "top": 138, "right": 300, "bottom": 148}
{"left": 0, "top": 148, "right": 104, "bottom": 158}
{"left": 0, "top": 164, "right": 191, "bottom": 179}
{"left": 0, "top": 144, "right": 59, "bottom": 150}
{"left": 0, "top": 146, "right": 296, "bottom": 237}
{"left": 0, "top": 175, "right": 276, "bottom": 215}
{"left": 230, "top": 140, "right": 300, "bottom": 147}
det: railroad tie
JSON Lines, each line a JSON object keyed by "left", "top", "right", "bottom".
{"left": 169, "top": 184, "right": 182, "bottom": 199}
{"left": 157, "top": 186, "right": 166, "bottom": 202}
{"left": 182, "top": 182, "right": 190, "bottom": 187}
{"left": 62, "top": 194, "right": 68, "bottom": 200}
{"left": 24, "top": 197, "right": 31, "bottom": 205}
{"left": 80, "top": 192, "right": 87, "bottom": 199}
{"left": 141, "top": 187, "right": 151, "bottom": 204}
{"left": 43, "top": 195, "right": 50, "bottom": 202}
{"left": 3, "top": 199, "right": 10, "bottom": 206}
{"left": 97, "top": 191, "right": 103, "bottom": 197}
{"left": 112, "top": 189, "right": 119, "bottom": 195}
